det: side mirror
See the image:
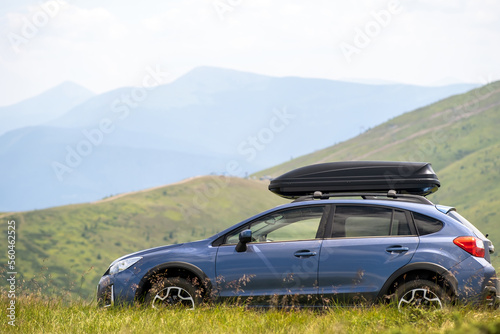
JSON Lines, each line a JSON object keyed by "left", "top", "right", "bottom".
{"left": 235, "top": 229, "right": 252, "bottom": 252}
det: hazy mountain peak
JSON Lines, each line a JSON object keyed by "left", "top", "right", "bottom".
{"left": 174, "top": 66, "right": 271, "bottom": 91}
{"left": 49, "top": 81, "right": 95, "bottom": 98}
{"left": 184, "top": 65, "right": 268, "bottom": 78}
{"left": 0, "top": 81, "right": 96, "bottom": 135}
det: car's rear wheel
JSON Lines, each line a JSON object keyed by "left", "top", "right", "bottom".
{"left": 394, "top": 279, "right": 449, "bottom": 310}
{"left": 145, "top": 277, "right": 201, "bottom": 310}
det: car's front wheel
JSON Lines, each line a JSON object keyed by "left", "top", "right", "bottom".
{"left": 394, "top": 279, "right": 449, "bottom": 310}
{"left": 145, "top": 277, "right": 201, "bottom": 310}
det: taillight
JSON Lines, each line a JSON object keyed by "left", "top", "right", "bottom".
{"left": 453, "top": 236, "right": 485, "bottom": 257}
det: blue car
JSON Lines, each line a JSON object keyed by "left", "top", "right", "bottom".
{"left": 97, "top": 162, "right": 500, "bottom": 309}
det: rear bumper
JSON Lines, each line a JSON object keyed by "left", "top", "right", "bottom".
{"left": 479, "top": 272, "right": 499, "bottom": 309}
{"left": 482, "top": 285, "right": 499, "bottom": 308}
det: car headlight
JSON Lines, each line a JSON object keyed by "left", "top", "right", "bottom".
{"left": 109, "top": 256, "right": 142, "bottom": 275}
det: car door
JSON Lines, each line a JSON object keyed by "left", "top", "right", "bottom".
{"left": 318, "top": 205, "right": 419, "bottom": 303}
{"left": 215, "top": 205, "right": 330, "bottom": 306}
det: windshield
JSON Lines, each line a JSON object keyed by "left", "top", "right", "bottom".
{"left": 447, "top": 211, "right": 487, "bottom": 240}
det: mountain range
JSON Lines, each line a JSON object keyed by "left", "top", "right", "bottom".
{"left": 0, "top": 80, "right": 498, "bottom": 300}
{"left": 0, "top": 66, "right": 479, "bottom": 211}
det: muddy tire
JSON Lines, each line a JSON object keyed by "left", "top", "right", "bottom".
{"left": 394, "top": 279, "right": 449, "bottom": 310}
{"left": 145, "top": 277, "right": 202, "bottom": 310}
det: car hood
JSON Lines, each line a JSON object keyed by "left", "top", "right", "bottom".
{"left": 111, "top": 243, "right": 185, "bottom": 265}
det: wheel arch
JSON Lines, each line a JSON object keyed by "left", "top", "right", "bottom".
{"left": 378, "top": 262, "right": 458, "bottom": 301}
{"left": 135, "top": 261, "right": 212, "bottom": 303}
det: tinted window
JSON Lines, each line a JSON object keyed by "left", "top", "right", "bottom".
{"left": 392, "top": 210, "right": 411, "bottom": 236}
{"left": 332, "top": 206, "right": 412, "bottom": 238}
{"left": 413, "top": 213, "right": 443, "bottom": 235}
{"left": 225, "top": 206, "right": 325, "bottom": 244}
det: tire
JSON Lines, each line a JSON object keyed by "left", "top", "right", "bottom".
{"left": 144, "top": 277, "right": 202, "bottom": 310}
{"left": 394, "top": 279, "right": 449, "bottom": 310}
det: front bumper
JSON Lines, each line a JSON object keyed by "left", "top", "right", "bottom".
{"left": 96, "top": 271, "right": 140, "bottom": 307}
{"left": 97, "top": 275, "right": 114, "bottom": 307}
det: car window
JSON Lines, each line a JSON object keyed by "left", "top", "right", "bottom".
{"left": 412, "top": 212, "right": 443, "bottom": 235}
{"left": 224, "top": 206, "right": 325, "bottom": 244}
{"left": 332, "top": 206, "right": 412, "bottom": 238}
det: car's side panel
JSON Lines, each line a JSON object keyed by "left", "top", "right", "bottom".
{"left": 215, "top": 240, "right": 322, "bottom": 305}
{"left": 411, "top": 237, "right": 468, "bottom": 265}
{"left": 447, "top": 256, "right": 498, "bottom": 302}
{"left": 318, "top": 236, "right": 419, "bottom": 302}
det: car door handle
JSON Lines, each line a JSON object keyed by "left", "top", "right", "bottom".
{"left": 386, "top": 246, "right": 410, "bottom": 253}
{"left": 294, "top": 250, "right": 317, "bottom": 258}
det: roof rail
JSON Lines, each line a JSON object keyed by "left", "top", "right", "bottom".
{"left": 292, "top": 190, "right": 434, "bottom": 205}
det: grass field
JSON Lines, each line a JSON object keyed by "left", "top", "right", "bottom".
{"left": 1, "top": 294, "right": 499, "bottom": 334}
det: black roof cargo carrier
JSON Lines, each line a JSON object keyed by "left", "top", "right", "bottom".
{"left": 269, "top": 161, "right": 440, "bottom": 199}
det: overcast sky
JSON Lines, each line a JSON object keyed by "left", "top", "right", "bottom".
{"left": 0, "top": 0, "right": 499, "bottom": 106}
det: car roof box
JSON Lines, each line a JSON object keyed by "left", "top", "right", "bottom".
{"left": 268, "top": 161, "right": 440, "bottom": 199}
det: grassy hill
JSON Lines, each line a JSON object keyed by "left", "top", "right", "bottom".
{"left": 0, "top": 176, "right": 287, "bottom": 299}
{"left": 256, "top": 80, "right": 500, "bottom": 267}
{"left": 1, "top": 81, "right": 499, "bottom": 301}
{"left": 256, "top": 81, "right": 500, "bottom": 176}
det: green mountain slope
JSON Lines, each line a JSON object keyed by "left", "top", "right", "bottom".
{"left": 256, "top": 81, "right": 500, "bottom": 266}
{"left": 257, "top": 81, "right": 500, "bottom": 176}
{"left": 0, "top": 176, "right": 287, "bottom": 299}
